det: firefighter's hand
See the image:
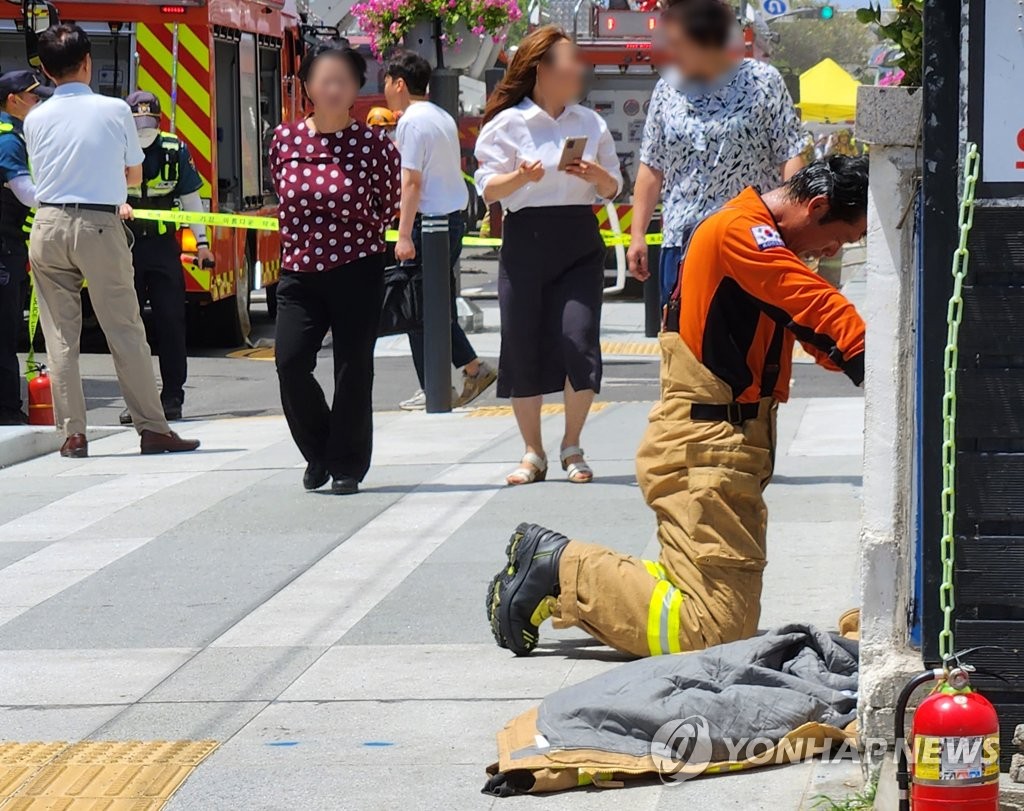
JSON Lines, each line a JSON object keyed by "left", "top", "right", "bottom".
{"left": 395, "top": 235, "right": 416, "bottom": 262}
{"left": 196, "top": 246, "right": 215, "bottom": 269}
{"left": 118, "top": 204, "right": 134, "bottom": 221}
{"left": 517, "top": 159, "right": 545, "bottom": 184}
{"left": 627, "top": 235, "right": 650, "bottom": 281}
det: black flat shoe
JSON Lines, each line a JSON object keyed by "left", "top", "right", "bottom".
{"left": 303, "top": 462, "right": 329, "bottom": 491}
{"left": 331, "top": 476, "right": 359, "bottom": 495}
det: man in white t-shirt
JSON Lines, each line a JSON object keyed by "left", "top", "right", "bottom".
{"left": 384, "top": 50, "right": 496, "bottom": 410}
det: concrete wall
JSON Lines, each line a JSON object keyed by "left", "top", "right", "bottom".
{"left": 855, "top": 86, "right": 926, "bottom": 743}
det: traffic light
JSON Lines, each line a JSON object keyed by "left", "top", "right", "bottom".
{"left": 820, "top": 4, "right": 835, "bottom": 19}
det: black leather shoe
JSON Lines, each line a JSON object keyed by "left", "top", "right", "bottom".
{"left": 0, "top": 408, "right": 29, "bottom": 425}
{"left": 162, "top": 401, "right": 183, "bottom": 421}
{"left": 120, "top": 401, "right": 183, "bottom": 425}
{"left": 331, "top": 476, "right": 359, "bottom": 495}
{"left": 303, "top": 462, "right": 329, "bottom": 491}
{"left": 486, "top": 523, "right": 569, "bottom": 656}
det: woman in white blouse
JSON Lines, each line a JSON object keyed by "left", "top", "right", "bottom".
{"left": 474, "top": 25, "right": 622, "bottom": 486}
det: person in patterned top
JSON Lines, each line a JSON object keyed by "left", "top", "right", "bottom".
{"left": 268, "top": 40, "right": 400, "bottom": 496}
{"left": 627, "top": 0, "right": 810, "bottom": 304}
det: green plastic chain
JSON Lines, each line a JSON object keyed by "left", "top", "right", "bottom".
{"left": 938, "top": 143, "right": 980, "bottom": 662}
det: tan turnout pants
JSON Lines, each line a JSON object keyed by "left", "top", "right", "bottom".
{"left": 29, "top": 206, "right": 170, "bottom": 438}
{"left": 552, "top": 331, "right": 776, "bottom": 657}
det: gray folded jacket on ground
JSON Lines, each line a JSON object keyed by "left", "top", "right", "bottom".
{"left": 484, "top": 623, "right": 859, "bottom": 796}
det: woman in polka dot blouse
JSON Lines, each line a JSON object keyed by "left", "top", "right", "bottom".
{"left": 268, "top": 41, "right": 400, "bottom": 495}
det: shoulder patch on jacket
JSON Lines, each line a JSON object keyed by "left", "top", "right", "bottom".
{"left": 750, "top": 224, "right": 785, "bottom": 250}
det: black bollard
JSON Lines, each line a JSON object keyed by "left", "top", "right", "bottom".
{"left": 644, "top": 214, "right": 663, "bottom": 337}
{"left": 421, "top": 214, "right": 453, "bottom": 413}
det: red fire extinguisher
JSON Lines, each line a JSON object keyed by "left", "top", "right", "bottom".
{"left": 27, "top": 364, "right": 54, "bottom": 427}
{"left": 896, "top": 652, "right": 1001, "bottom": 811}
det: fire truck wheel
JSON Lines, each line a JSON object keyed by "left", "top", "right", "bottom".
{"left": 202, "top": 247, "right": 253, "bottom": 348}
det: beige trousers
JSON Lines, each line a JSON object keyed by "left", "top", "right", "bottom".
{"left": 552, "top": 332, "right": 776, "bottom": 657}
{"left": 29, "top": 207, "right": 170, "bottom": 437}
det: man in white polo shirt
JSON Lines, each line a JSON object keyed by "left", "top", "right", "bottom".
{"left": 384, "top": 50, "right": 496, "bottom": 410}
{"left": 24, "top": 23, "right": 198, "bottom": 457}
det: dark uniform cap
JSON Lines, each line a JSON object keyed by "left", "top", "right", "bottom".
{"left": 0, "top": 70, "right": 53, "bottom": 102}
{"left": 126, "top": 90, "right": 161, "bottom": 130}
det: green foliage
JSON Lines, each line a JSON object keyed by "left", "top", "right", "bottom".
{"left": 857, "top": 0, "right": 923, "bottom": 85}
{"left": 769, "top": 0, "right": 880, "bottom": 78}
{"left": 811, "top": 776, "right": 878, "bottom": 810}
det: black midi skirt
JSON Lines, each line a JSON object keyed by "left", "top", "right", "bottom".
{"left": 497, "top": 205, "right": 606, "bottom": 399}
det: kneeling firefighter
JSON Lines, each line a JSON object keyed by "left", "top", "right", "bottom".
{"left": 487, "top": 156, "right": 869, "bottom": 658}
{"left": 119, "top": 91, "right": 214, "bottom": 424}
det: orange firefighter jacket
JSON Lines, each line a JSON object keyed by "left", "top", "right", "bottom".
{"left": 674, "top": 187, "right": 866, "bottom": 403}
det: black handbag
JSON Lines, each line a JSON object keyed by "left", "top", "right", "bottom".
{"left": 378, "top": 261, "right": 423, "bottom": 336}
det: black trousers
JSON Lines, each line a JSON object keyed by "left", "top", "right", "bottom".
{"left": 132, "top": 231, "right": 187, "bottom": 406}
{"left": 497, "top": 206, "right": 605, "bottom": 398}
{"left": 407, "top": 211, "right": 477, "bottom": 386}
{"left": 275, "top": 254, "right": 385, "bottom": 481}
{"left": 0, "top": 242, "right": 27, "bottom": 414}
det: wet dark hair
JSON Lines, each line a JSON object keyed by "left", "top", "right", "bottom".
{"left": 784, "top": 155, "right": 870, "bottom": 224}
{"left": 661, "top": 0, "right": 736, "bottom": 49}
{"left": 385, "top": 50, "right": 431, "bottom": 97}
{"left": 298, "top": 40, "right": 367, "bottom": 90}
{"left": 37, "top": 24, "right": 91, "bottom": 80}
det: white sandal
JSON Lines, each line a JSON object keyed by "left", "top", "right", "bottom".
{"left": 507, "top": 452, "right": 548, "bottom": 486}
{"left": 560, "top": 446, "right": 593, "bottom": 483}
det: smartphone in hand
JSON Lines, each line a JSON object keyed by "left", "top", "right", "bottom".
{"left": 557, "top": 136, "right": 588, "bottom": 170}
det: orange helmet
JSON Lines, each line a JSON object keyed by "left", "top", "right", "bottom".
{"left": 366, "top": 106, "right": 397, "bottom": 128}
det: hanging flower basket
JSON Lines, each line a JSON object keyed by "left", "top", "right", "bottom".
{"left": 402, "top": 19, "right": 506, "bottom": 72}
{"left": 351, "top": 0, "right": 522, "bottom": 63}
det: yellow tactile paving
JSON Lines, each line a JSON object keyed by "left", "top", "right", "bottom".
{"left": 0, "top": 742, "right": 67, "bottom": 800}
{"left": 0, "top": 741, "right": 217, "bottom": 810}
{"left": 599, "top": 340, "right": 659, "bottom": 356}
{"left": 465, "top": 402, "right": 611, "bottom": 418}
{"left": 226, "top": 347, "right": 276, "bottom": 361}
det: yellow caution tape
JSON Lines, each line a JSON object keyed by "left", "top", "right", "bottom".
{"left": 383, "top": 229, "right": 662, "bottom": 247}
{"left": 131, "top": 209, "right": 279, "bottom": 231}
{"left": 130, "top": 211, "right": 664, "bottom": 244}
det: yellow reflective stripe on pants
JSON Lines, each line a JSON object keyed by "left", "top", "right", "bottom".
{"left": 642, "top": 559, "right": 668, "bottom": 580}
{"left": 646, "top": 578, "right": 684, "bottom": 656}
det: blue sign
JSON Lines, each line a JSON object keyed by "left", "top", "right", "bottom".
{"left": 763, "top": 0, "right": 787, "bottom": 15}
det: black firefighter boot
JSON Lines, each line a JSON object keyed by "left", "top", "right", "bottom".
{"left": 486, "top": 522, "right": 569, "bottom": 656}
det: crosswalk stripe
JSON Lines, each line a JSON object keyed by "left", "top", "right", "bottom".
{"left": 0, "top": 473, "right": 199, "bottom": 543}
{"left": 211, "top": 461, "right": 509, "bottom": 648}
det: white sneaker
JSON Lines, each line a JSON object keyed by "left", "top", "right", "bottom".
{"left": 399, "top": 387, "right": 459, "bottom": 411}
{"left": 399, "top": 389, "right": 427, "bottom": 410}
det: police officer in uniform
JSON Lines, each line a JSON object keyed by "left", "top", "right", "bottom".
{"left": 0, "top": 70, "right": 50, "bottom": 425}
{"left": 120, "top": 91, "right": 213, "bottom": 423}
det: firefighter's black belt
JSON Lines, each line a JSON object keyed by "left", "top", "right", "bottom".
{"left": 689, "top": 402, "right": 760, "bottom": 425}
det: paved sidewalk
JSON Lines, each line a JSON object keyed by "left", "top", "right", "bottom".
{"left": 0, "top": 391, "right": 866, "bottom": 809}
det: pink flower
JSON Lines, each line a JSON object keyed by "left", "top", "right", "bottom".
{"left": 471, "top": 24, "right": 485, "bottom": 34}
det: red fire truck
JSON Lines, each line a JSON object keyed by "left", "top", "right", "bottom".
{"left": 1, "top": 0, "right": 304, "bottom": 344}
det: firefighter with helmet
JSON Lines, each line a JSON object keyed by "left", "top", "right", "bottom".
{"left": 0, "top": 70, "right": 50, "bottom": 425}
{"left": 119, "top": 91, "right": 213, "bottom": 424}
{"left": 366, "top": 105, "right": 397, "bottom": 134}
